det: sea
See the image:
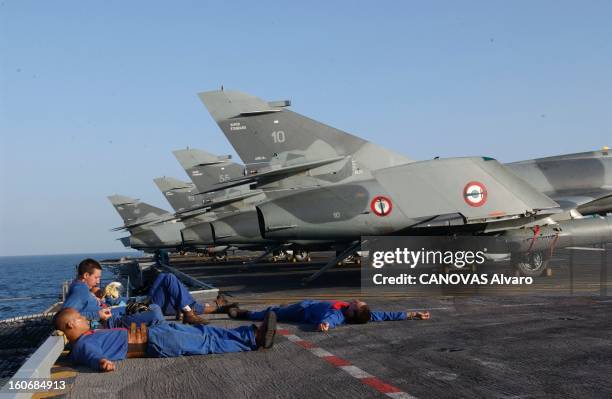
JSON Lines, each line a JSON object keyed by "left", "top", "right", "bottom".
{"left": 0, "top": 252, "right": 142, "bottom": 320}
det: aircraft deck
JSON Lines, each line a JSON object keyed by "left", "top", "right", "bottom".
{"left": 48, "top": 252, "right": 612, "bottom": 398}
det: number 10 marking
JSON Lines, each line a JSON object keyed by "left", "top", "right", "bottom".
{"left": 271, "top": 130, "right": 286, "bottom": 143}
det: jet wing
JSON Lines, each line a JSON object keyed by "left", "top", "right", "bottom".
{"left": 372, "top": 157, "right": 560, "bottom": 223}
{"left": 196, "top": 156, "right": 347, "bottom": 194}
{"left": 111, "top": 219, "right": 158, "bottom": 231}
{"left": 175, "top": 190, "right": 262, "bottom": 220}
{"left": 111, "top": 214, "right": 176, "bottom": 231}
{"left": 174, "top": 210, "right": 210, "bottom": 221}
{"left": 203, "top": 190, "right": 262, "bottom": 208}
{"left": 548, "top": 189, "right": 612, "bottom": 213}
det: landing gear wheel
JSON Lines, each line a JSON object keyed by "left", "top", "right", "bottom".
{"left": 215, "top": 253, "right": 227, "bottom": 262}
{"left": 294, "top": 251, "right": 310, "bottom": 262}
{"left": 513, "top": 251, "right": 548, "bottom": 277}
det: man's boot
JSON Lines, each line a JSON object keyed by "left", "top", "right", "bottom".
{"left": 182, "top": 309, "right": 208, "bottom": 325}
{"left": 214, "top": 303, "right": 239, "bottom": 314}
{"left": 255, "top": 311, "right": 277, "bottom": 349}
{"left": 213, "top": 294, "right": 239, "bottom": 314}
{"left": 202, "top": 294, "right": 239, "bottom": 314}
{"left": 228, "top": 307, "right": 250, "bottom": 320}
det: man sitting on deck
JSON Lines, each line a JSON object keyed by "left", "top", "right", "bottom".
{"left": 63, "top": 258, "right": 234, "bottom": 326}
{"left": 228, "top": 299, "right": 430, "bottom": 332}
{"left": 64, "top": 259, "right": 166, "bottom": 328}
{"left": 54, "top": 308, "right": 277, "bottom": 372}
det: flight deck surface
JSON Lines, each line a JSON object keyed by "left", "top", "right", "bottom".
{"left": 58, "top": 253, "right": 612, "bottom": 398}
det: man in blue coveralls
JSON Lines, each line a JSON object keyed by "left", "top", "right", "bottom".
{"left": 228, "top": 299, "right": 430, "bottom": 332}
{"left": 63, "top": 258, "right": 167, "bottom": 328}
{"left": 64, "top": 258, "right": 233, "bottom": 326}
{"left": 145, "top": 267, "right": 236, "bottom": 323}
{"left": 54, "top": 307, "right": 277, "bottom": 372}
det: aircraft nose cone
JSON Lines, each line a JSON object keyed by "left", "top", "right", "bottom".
{"left": 181, "top": 223, "right": 214, "bottom": 245}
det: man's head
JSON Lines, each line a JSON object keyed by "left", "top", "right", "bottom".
{"left": 77, "top": 258, "right": 102, "bottom": 289}
{"left": 53, "top": 308, "right": 91, "bottom": 342}
{"left": 343, "top": 299, "right": 371, "bottom": 324}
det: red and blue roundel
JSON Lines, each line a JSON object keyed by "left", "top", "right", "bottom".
{"left": 370, "top": 196, "right": 393, "bottom": 216}
{"left": 463, "top": 181, "right": 488, "bottom": 207}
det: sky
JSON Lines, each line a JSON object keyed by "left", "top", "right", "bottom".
{"left": 1, "top": 1, "right": 611, "bottom": 256}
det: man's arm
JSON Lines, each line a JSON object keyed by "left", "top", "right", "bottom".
{"left": 370, "top": 311, "right": 430, "bottom": 321}
{"left": 319, "top": 310, "right": 345, "bottom": 330}
{"left": 73, "top": 340, "right": 107, "bottom": 371}
{"left": 370, "top": 311, "right": 407, "bottom": 322}
{"left": 63, "top": 285, "right": 101, "bottom": 321}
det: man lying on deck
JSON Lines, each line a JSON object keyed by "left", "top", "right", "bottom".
{"left": 63, "top": 258, "right": 235, "bottom": 326}
{"left": 228, "top": 299, "right": 430, "bottom": 332}
{"left": 54, "top": 308, "right": 277, "bottom": 372}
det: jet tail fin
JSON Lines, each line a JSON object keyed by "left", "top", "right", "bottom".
{"left": 153, "top": 177, "right": 201, "bottom": 213}
{"left": 107, "top": 195, "right": 169, "bottom": 226}
{"left": 173, "top": 148, "right": 246, "bottom": 195}
{"left": 198, "top": 90, "right": 412, "bottom": 173}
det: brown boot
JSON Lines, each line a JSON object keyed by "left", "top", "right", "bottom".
{"left": 182, "top": 309, "right": 209, "bottom": 325}
{"left": 228, "top": 307, "right": 250, "bottom": 320}
{"left": 255, "top": 311, "right": 277, "bottom": 349}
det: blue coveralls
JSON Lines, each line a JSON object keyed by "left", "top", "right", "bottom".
{"left": 62, "top": 280, "right": 166, "bottom": 328}
{"left": 247, "top": 300, "right": 407, "bottom": 329}
{"left": 148, "top": 273, "right": 205, "bottom": 316}
{"left": 69, "top": 323, "right": 257, "bottom": 371}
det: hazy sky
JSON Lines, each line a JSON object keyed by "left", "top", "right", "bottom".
{"left": 1, "top": 1, "right": 611, "bottom": 256}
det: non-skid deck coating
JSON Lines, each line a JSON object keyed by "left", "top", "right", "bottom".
{"left": 62, "top": 252, "right": 612, "bottom": 398}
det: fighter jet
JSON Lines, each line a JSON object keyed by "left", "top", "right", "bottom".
{"left": 152, "top": 176, "right": 232, "bottom": 257}
{"left": 506, "top": 150, "right": 612, "bottom": 217}
{"left": 107, "top": 195, "right": 184, "bottom": 253}
{"left": 170, "top": 149, "right": 267, "bottom": 246}
{"left": 197, "top": 89, "right": 612, "bottom": 280}
{"left": 172, "top": 148, "right": 317, "bottom": 261}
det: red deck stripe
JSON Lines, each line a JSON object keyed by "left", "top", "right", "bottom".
{"left": 279, "top": 329, "right": 414, "bottom": 398}
{"left": 360, "top": 377, "right": 402, "bottom": 393}
{"left": 322, "top": 355, "right": 351, "bottom": 367}
{"left": 295, "top": 340, "right": 317, "bottom": 349}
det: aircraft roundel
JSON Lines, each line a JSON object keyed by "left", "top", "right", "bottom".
{"left": 463, "top": 181, "right": 487, "bottom": 207}
{"left": 370, "top": 196, "right": 393, "bottom": 216}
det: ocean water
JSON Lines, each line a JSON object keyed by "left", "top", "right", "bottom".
{"left": 0, "top": 252, "right": 141, "bottom": 320}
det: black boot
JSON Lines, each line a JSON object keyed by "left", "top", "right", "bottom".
{"left": 228, "top": 307, "right": 250, "bottom": 320}
{"left": 214, "top": 294, "right": 239, "bottom": 313}
{"left": 255, "top": 311, "right": 277, "bottom": 349}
